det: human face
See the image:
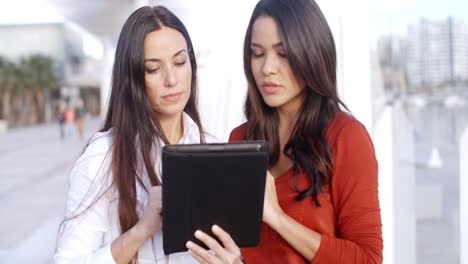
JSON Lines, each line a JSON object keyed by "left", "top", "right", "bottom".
{"left": 144, "top": 27, "right": 192, "bottom": 119}
{"left": 250, "top": 16, "right": 305, "bottom": 109}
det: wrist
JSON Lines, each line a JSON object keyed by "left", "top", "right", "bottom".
{"left": 268, "top": 208, "right": 287, "bottom": 231}
{"left": 133, "top": 221, "right": 151, "bottom": 241}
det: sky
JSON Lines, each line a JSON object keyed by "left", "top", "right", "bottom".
{"left": 372, "top": 0, "right": 468, "bottom": 36}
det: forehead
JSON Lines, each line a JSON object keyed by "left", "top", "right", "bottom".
{"left": 251, "top": 15, "right": 282, "bottom": 44}
{"left": 144, "top": 26, "right": 188, "bottom": 58}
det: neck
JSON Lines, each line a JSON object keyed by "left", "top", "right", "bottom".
{"left": 158, "top": 113, "right": 184, "bottom": 144}
{"left": 277, "top": 93, "right": 303, "bottom": 138}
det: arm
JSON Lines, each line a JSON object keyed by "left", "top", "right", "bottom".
{"left": 312, "top": 121, "right": 383, "bottom": 263}
{"left": 228, "top": 123, "right": 323, "bottom": 260}
{"left": 54, "top": 144, "right": 163, "bottom": 264}
{"left": 110, "top": 186, "right": 163, "bottom": 264}
{"left": 54, "top": 155, "right": 117, "bottom": 264}
{"left": 266, "top": 121, "right": 382, "bottom": 263}
{"left": 261, "top": 173, "right": 322, "bottom": 261}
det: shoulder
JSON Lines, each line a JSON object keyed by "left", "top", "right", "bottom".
{"left": 326, "top": 112, "right": 372, "bottom": 148}
{"left": 326, "top": 112, "right": 377, "bottom": 171}
{"left": 71, "top": 129, "right": 114, "bottom": 183}
{"left": 228, "top": 123, "right": 247, "bottom": 142}
{"left": 326, "top": 112, "right": 359, "bottom": 135}
{"left": 65, "top": 129, "right": 115, "bottom": 212}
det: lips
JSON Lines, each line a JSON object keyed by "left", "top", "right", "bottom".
{"left": 162, "top": 92, "right": 183, "bottom": 102}
{"left": 261, "top": 82, "right": 282, "bottom": 94}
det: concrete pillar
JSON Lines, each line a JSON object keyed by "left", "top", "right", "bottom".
{"left": 334, "top": 13, "right": 373, "bottom": 130}
{"left": 393, "top": 102, "right": 416, "bottom": 264}
{"left": 99, "top": 38, "right": 115, "bottom": 119}
{"left": 374, "top": 106, "right": 395, "bottom": 264}
{"left": 461, "top": 125, "right": 468, "bottom": 264}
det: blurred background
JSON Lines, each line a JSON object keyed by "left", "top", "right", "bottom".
{"left": 0, "top": 0, "right": 467, "bottom": 263}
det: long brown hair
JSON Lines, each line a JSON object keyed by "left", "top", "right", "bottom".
{"left": 243, "top": 0, "right": 347, "bottom": 205}
{"left": 101, "top": 6, "right": 204, "bottom": 251}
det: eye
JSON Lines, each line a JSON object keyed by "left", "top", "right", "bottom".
{"left": 175, "top": 60, "right": 187, "bottom": 66}
{"left": 251, "top": 50, "right": 264, "bottom": 58}
{"left": 146, "top": 67, "right": 160, "bottom": 74}
{"left": 278, "top": 52, "right": 287, "bottom": 58}
{"left": 277, "top": 49, "right": 287, "bottom": 58}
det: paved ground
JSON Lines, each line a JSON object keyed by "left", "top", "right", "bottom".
{"left": 0, "top": 117, "right": 102, "bottom": 264}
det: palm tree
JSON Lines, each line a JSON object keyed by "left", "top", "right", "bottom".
{"left": 0, "top": 56, "right": 18, "bottom": 123}
{"left": 1, "top": 54, "right": 61, "bottom": 127}
{"left": 19, "top": 54, "right": 60, "bottom": 124}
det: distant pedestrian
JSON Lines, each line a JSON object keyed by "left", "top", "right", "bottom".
{"left": 63, "top": 103, "right": 76, "bottom": 139}
{"left": 55, "top": 101, "right": 65, "bottom": 140}
{"left": 75, "top": 98, "right": 86, "bottom": 140}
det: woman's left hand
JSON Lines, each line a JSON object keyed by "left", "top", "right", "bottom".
{"left": 186, "top": 225, "right": 242, "bottom": 264}
{"left": 262, "top": 171, "right": 284, "bottom": 229}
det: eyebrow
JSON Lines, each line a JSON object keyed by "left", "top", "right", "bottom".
{"left": 250, "top": 42, "right": 284, "bottom": 48}
{"left": 144, "top": 49, "right": 187, "bottom": 62}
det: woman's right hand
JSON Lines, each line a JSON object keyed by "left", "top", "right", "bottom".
{"left": 111, "top": 186, "right": 163, "bottom": 263}
{"left": 187, "top": 225, "right": 242, "bottom": 264}
{"left": 136, "top": 186, "right": 163, "bottom": 239}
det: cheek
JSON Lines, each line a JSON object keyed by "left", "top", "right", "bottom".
{"left": 145, "top": 77, "right": 162, "bottom": 102}
{"left": 250, "top": 61, "right": 262, "bottom": 83}
{"left": 183, "top": 67, "right": 193, "bottom": 87}
{"left": 284, "top": 65, "right": 304, "bottom": 92}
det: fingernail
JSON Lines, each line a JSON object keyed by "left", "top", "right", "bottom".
{"left": 186, "top": 241, "right": 193, "bottom": 248}
{"left": 195, "top": 230, "right": 203, "bottom": 238}
{"left": 212, "top": 225, "right": 220, "bottom": 232}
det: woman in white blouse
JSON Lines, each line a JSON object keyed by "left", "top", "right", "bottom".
{"left": 54, "top": 6, "right": 217, "bottom": 264}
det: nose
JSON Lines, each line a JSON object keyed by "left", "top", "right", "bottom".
{"left": 164, "top": 66, "right": 178, "bottom": 88}
{"left": 262, "top": 53, "right": 279, "bottom": 76}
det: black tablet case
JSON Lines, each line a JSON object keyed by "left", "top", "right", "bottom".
{"left": 161, "top": 141, "right": 269, "bottom": 255}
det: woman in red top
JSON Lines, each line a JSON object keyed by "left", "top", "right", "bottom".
{"left": 186, "top": 0, "right": 383, "bottom": 263}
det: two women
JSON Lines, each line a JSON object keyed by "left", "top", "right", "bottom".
{"left": 55, "top": 1, "right": 383, "bottom": 263}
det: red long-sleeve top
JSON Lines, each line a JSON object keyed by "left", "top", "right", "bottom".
{"left": 229, "top": 112, "right": 383, "bottom": 264}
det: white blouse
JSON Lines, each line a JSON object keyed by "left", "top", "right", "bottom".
{"left": 54, "top": 113, "right": 217, "bottom": 264}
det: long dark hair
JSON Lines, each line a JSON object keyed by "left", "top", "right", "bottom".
{"left": 101, "top": 5, "right": 204, "bottom": 248}
{"left": 243, "top": 0, "right": 347, "bottom": 205}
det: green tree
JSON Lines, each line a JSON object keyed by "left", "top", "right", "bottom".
{"left": 18, "top": 54, "right": 61, "bottom": 124}
{"left": 0, "top": 56, "right": 19, "bottom": 122}
{"left": 1, "top": 54, "right": 61, "bottom": 126}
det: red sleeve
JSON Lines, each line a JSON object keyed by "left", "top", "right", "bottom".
{"left": 228, "top": 123, "right": 247, "bottom": 142}
{"left": 313, "top": 120, "right": 383, "bottom": 264}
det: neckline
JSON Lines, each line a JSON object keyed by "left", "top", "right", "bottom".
{"left": 273, "top": 166, "right": 294, "bottom": 183}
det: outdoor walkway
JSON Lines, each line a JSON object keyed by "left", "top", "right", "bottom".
{"left": 0, "top": 117, "right": 102, "bottom": 264}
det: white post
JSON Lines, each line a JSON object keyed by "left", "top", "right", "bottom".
{"left": 335, "top": 13, "right": 373, "bottom": 130}
{"left": 461, "top": 125, "right": 468, "bottom": 264}
{"left": 393, "top": 102, "right": 416, "bottom": 264}
{"left": 374, "top": 106, "right": 395, "bottom": 264}
{"left": 99, "top": 38, "right": 115, "bottom": 119}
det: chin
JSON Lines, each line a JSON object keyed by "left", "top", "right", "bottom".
{"left": 156, "top": 105, "right": 186, "bottom": 118}
{"left": 261, "top": 96, "right": 286, "bottom": 108}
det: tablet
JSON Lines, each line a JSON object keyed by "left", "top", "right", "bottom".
{"left": 161, "top": 141, "right": 269, "bottom": 255}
